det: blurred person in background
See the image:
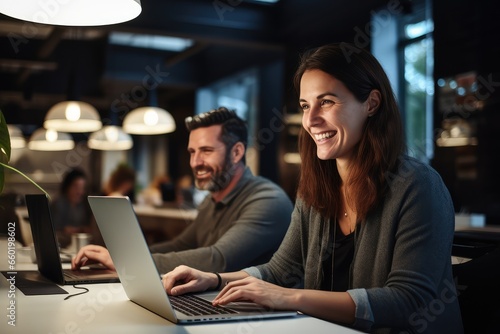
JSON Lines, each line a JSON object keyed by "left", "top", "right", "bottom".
{"left": 140, "top": 175, "right": 175, "bottom": 207}
{"left": 103, "top": 164, "right": 136, "bottom": 200}
{"left": 51, "top": 168, "right": 92, "bottom": 247}
{"left": 175, "top": 174, "right": 208, "bottom": 208}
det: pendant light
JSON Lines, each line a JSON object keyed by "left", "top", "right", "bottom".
{"left": 123, "top": 107, "right": 176, "bottom": 135}
{"left": 0, "top": 0, "right": 141, "bottom": 26}
{"left": 123, "top": 90, "right": 176, "bottom": 135}
{"left": 44, "top": 101, "right": 102, "bottom": 133}
{"left": 88, "top": 125, "right": 133, "bottom": 151}
{"left": 7, "top": 125, "right": 26, "bottom": 149}
{"left": 28, "top": 128, "right": 74, "bottom": 151}
{"left": 44, "top": 30, "right": 102, "bottom": 134}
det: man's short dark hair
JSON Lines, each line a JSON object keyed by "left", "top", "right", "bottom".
{"left": 185, "top": 107, "right": 248, "bottom": 162}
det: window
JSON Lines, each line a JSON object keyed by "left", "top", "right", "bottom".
{"left": 195, "top": 67, "right": 260, "bottom": 173}
{"left": 372, "top": 0, "right": 434, "bottom": 162}
{"left": 399, "top": 2, "right": 434, "bottom": 162}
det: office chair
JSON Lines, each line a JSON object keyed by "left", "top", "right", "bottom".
{"left": 452, "top": 232, "right": 500, "bottom": 333}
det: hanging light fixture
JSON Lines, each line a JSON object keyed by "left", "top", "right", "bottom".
{"left": 44, "top": 101, "right": 102, "bottom": 133}
{"left": 123, "top": 107, "right": 176, "bottom": 135}
{"left": 7, "top": 125, "right": 26, "bottom": 149}
{"left": 0, "top": 0, "right": 141, "bottom": 26}
{"left": 28, "top": 128, "right": 74, "bottom": 151}
{"left": 88, "top": 125, "right": 133, "bottom": 151}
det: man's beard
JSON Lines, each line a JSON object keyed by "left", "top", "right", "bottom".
{"left": 194, "top": 153, "right": 235, "bottom": 192}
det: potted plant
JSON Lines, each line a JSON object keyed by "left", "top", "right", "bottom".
{"left": 0, "top": 110, "right": 49, "bottom": 196}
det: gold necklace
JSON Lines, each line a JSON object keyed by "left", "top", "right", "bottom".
{"left": 340, "top": 211, "right": 356, "bottom": 234}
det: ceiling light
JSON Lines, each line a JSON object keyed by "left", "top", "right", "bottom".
{"left": 7, "top": 125, "right": 26, "bottom": 149}
{"left": 44, "top": 101, "right": 102, "bottom": 133}
{"left": 123, "top": 107, "right": 176, "bottom": 135}
{"left": 28, "top": 128, "right": 74, "bottom": 151}
{"left": 0, "top": 0, "right": 141, "bottom": 26}
{"left": 88, "top": 126, "right": 133, "bottom": 151}
{"left": 109, "top": 32, "right": 193, "bottom": 52}
{"left": 249, "top": 0, "right": 280, "bottom": 3}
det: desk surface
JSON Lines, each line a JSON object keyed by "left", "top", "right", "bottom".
{"left": 0, "top": 239, "right": 360, "bottom": 334}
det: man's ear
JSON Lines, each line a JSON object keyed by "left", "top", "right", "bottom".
{"left": 366, "top": 89, "right": 381, "bottom": 117}
{"left": 232, "top": 142, "right": 245, "bottom": 164}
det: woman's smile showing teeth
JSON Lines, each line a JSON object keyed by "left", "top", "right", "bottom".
{"left": 314, "top": 131, "right": 336, "bottom": 142}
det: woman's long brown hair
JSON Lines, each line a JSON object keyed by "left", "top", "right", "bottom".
{"left": 294, "top": 43, "right": 405, "bottom": 221}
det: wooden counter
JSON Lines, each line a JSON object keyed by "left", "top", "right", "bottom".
{"left": 15, "top": 204, "right": 198, "bottom": 246}
{"left": 133, "top": 204, "right": 198, "bottom": 244}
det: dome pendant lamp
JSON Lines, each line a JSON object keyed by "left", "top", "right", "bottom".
{"left": 88, "top": 125, "right": 133, "bottom": 151}
{"left": 28, "top": 128, "right": 74, "bottom": 151}
{"left": 0, "top": 0, "right": 141, "bottom": 26}
{"left": 123, "top": 90, "right": 176, "bottom": 135}
{"left": 44, "top": 101, "right": 102, "bottom": 133}
{"left": 123, "top": 107, "right": 176, "bottom": 135}
{"left": 7, "top": 125, "right": 26, "bottom": 149}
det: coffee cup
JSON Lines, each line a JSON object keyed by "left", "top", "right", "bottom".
{"left": 72, "top": 233, "right": 92, "bottom": 252}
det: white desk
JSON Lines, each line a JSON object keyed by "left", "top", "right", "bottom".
{"left": 0, "top": 239, "right": 360, "bottom": 334}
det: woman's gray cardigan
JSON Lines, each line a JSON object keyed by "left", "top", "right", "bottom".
{"left": 244, "top": 155, "right": 463, "bottom": 333}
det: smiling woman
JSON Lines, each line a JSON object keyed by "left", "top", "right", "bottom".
{"left": 161, "top": 43, "right": 463, "bottom": 333}
{"left": 294, "top": 44, "right": 403, "bottom": 223}
{"left": 299, "top": 69, "right": 379, "bottom": 164}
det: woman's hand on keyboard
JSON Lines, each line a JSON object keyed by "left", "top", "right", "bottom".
{"left": 213, "top": 276, "right": 295, "bottom": 311}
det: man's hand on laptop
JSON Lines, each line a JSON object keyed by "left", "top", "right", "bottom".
{"left": 71, "top": 245, "right": 116, "bottom": 271}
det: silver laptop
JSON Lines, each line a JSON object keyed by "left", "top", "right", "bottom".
{"left": 25, "top": 194, "right": 119, "bottom": 285}
{"left": 87, "top": 195, "right": 298, "bottom": 324}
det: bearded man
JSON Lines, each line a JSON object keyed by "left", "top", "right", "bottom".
{"left": 72, "top": 107, "right": 292, "bottom": 274}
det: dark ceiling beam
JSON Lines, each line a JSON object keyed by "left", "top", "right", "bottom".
{"left": 107, "top": 0, "right": 283, "bottom": 51}
{"left": 36, "top": 27, "right": 66, "bottom": 58}
{"left": 16, "top": 27, "right": 66, "bottom": 86}
{"left": 0, "top": 90, "right": 120, "bottom": 113}
{"left": 0, "top": 59, "right": 57, "bottom": 71}
{"left": 165, "top": 42, "right": 208, "bottom": 68}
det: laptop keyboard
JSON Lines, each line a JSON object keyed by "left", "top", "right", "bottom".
{"left": 64, "top": 271, "right": 85, "bottom": 279}
{"left": 169, "top": 295, "right": 238, "bottom": 316}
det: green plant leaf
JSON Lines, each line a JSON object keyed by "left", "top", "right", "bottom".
{"left": 0, "top": 162, "right": 50, "bottom": 199}
{"left": 0, "top": 110, "right": 12, "bottom": 194}
{"left": 0, "top": 110, "right": 10, "bottom": 163}
{"left": 0, "top": 110, "right": 48, "bottom": 197}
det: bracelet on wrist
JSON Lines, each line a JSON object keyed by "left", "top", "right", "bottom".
{"left": 213, "top": 272, "right": 222, "bottom": 290}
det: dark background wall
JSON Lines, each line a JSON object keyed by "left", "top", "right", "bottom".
{"left": 432, "top": 0, "right": 500, "bottom": 223}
